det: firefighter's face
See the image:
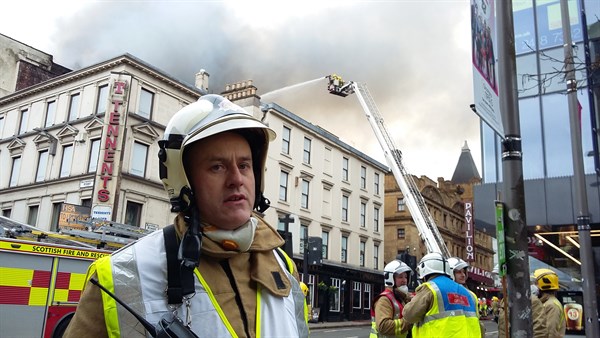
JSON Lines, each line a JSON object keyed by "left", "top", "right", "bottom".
{"left": 454, "top": 268, "right": 468, "bottom": 285}
{"left": 394, "top": 272, "right": 408, "bottom": 286}
{"left": 186, "top": 132, "right": 255, "bottom": 230}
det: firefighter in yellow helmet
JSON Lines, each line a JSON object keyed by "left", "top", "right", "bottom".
{"left": 534, "top": 268, "right": 566, "bottom": 337}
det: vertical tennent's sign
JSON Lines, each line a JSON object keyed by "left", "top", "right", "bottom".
{"left": 464, "top": 200, "right": 475, "bottom": 262}
{"left": 92, "top": 77, "right": 129, "bottom": 221}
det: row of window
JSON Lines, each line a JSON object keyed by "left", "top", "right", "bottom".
{"left": 300, "top": 276, "right": 373, "bottom": 312}
{"left": 291, "top": 223, "right": 380, "bottom": 268}
{"left": 280, "top": 126, "right": 381, "bottom": 194}
{"left": 278, "top": 171, "right": 382, "bottom": 230}
{"left": 1, "top": 199, "right": 144, "bottom": 230}
{"left": 7, "top": 140, "right": 149, "bottom": 188}
{"left": 0, "top": 85, "right": 155, "bottom": 139}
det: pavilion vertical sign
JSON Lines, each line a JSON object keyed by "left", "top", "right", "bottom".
{"left": 92, "top": 76, "right": 130, "bottom": 221}
{"left": 464, "top": 200, "right": 475, "bottom": 262}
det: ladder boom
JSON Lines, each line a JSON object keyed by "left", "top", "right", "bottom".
{"left": 332, "top": 79, "right": 450, "bottom": 257}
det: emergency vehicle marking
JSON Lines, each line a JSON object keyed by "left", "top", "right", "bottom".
{"left": 0, "top": 240, "right": 108, "bottom": 260}
{"left": 0, "top": 267, "right": 85, "bottom": 305}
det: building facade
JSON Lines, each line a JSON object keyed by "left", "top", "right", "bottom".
{"left": 0, "top": 52, "right": 203, "bottom": 230}
{"left": 474, "top": 1, "right": 600, "bottom": 290}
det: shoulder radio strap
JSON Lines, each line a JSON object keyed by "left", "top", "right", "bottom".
{"left": 163, "top": 224, "right": 196, "bottom": 305}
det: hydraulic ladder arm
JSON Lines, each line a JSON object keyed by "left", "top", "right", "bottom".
{"left": 326, "top": 75, "right": 451, "bottom": 258}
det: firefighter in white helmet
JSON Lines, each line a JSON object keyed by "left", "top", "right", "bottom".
{"left": 402, "top": 253, "right": 481, "bottom": 337}
{"left": 448, "top": 256, "right": 485, "bottom": 337}
{"left": 65, "top": 95, "right": 309, "bottom": 337}
{"left": 370, "top": 260, "right": 414, "bottom": 337}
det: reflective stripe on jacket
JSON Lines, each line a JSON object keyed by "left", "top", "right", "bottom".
{"left": 412, "top": 275, "right": 480, "bottom": 338}
{"left": 92, "top": 229, "right": 308, "bottom": 337}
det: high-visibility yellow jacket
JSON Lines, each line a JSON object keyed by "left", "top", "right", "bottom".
{"left": 403, "top": 275, "right": 480, "bottom": 338}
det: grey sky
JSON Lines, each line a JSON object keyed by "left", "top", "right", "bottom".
{"left": 1, "top": 1, "right": 480, "bottom": 180}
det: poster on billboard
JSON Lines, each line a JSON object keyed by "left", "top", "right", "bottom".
{"left": 557, "top": 290, "right": 584, "bottom": 334}
{"left": 471, "top": 0, "right": 503, "bottom": 137}
{"left": 58, "top": 203, "right": 92, "bottom": 231}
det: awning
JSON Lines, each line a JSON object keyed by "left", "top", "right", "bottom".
{"left": 467, "top": 266, "right": 494, "bottom": 285}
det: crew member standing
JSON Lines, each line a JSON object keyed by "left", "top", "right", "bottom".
{"left": 402, "top": 253, "right": 480, "bottom": 337}
{"left": 370, "top": 260, "right": 414, "bottom": 337}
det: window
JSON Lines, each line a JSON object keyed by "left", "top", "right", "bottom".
{"left": 45, "top": 101, "right": 56, "bottom": 127}
{"left": 374, "top": 173, "right": 380, "bottom": 194}
{"left": 360, "top": 166, "right": 366, "bottom": 189}
{"left": 364, "top": 283, "right": 372, "bottom": 310}
{"left": 324, "top": 147, "right": 332, "bottom": 174}
{"left": 81, "top": 198, "right": 92, "bottom": 208}
{"left": 60, "top": 145, "right": 74, "bottom": 178}
{"left": 131, "top": 142, "right": 149, "bottom": 177}
{"left": 9, "top": 156, "right": 21, "bottom": 187}
{"left": 301, "top": 179, "right": 309, "bottom": 209}
{"left": 360, "top": 202, "right": 366, "bottom": 228}
{"left": 397, "top": 198, "right": 406, "bottom": 211}
{"left": 373, "top": 206, "right": 380, "bottom": 232}
{"left": 50, "top": 203, "right": 61, "bottom": 231}
{"left": 68, "top": 93, "right": 80, "bottom": 121}
{"left": 300, "top": 225, "right": 308, "bottom": 253}
{"left": 0, "top": 116, "right": 4, "bottom": 136}
{"left": 341, "top": 235, "right": 348, "bottom": 263}
{"left": 2, "top": 209, "right": 11, "bottom": 218}
{"left": 88, "top": 139, "right": 101, "bottom": 172}
{"left": 281, "top": 126, "right": 291, "bottom": 154}
{"left": 125, "top": 201, "right": 143, "bottom": 227}
{"left": 341, "top": 195, "right": 349, "bottom": 222}
{"left": 18, "top": 109, "right": 28, "bottom": 134}
{"left": 27, "top": 205, "right": 39, "bottom": 226}
{"left": 353, "top": 282, "right": 362, "bottom": 309}
{"left": 543, "top": 93, "right": 573, "bottom": 177}
{"left": 374, "top": 244, "right": 379, "bottom": 269}
{"left": 321, "top": 230, "right": 329, "bottom": 259}
{"left": 397, "top": 228, "right": 405, "bottom": 239}
{"left": 329, "top": 278, "right": 341, "bottom": 312}
{"left": 35, "top": 150, "right": 49, "bottom": 182}
{"left": 359, "top": 240, "right": 366, "bottom": 267}
{"left": 322, "top": 185, "right": 332, "bottom": 217}
{"left": 279, "top": 171, "right": 288, "bottom": 201}
{"left": 138, "top": 88, "right": 154, "bottom": 119}
{"left": 342, "top": 157, "right": 349, "bottom": 181}
{"left": 96, "top": 85, "right": 109, "bottom": 115}
{"left": 303, "top": 137, "right": 311, "bottom": 164}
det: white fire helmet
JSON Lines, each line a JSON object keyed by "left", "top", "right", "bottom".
{"left": 158, "top": 94, "right": 275, "bottom": 213}
{"left": 383, "top": 260, "right": 412, "bottom": 287}
{"left": 416, "top": 252, "right": 451, "bottom": 280}
{"left": 447, "top": 257, "right": 469, "bottom": 281}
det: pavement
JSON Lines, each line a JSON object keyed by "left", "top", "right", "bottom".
{"left": 308, "top": 320, "right": 370, "bottom": 330}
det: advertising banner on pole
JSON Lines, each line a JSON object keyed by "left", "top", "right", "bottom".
{"left": 471, "top": 0, "right": 504, "bottom": 137}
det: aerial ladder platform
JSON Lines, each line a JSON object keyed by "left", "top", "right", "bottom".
{"left": 326, "top": 74, "right": 451, "bottom": 258}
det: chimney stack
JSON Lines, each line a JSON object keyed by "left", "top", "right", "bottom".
{"left": 195, "top": 69, "right": 209, "bottom": 93}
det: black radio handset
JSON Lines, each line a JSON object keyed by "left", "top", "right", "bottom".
{"left": 90, "top": 278, "right": 199, "bottom": 338}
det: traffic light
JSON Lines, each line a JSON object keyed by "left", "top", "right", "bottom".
{"left": 307, "top": 237, "right": 323, "bottom": 266}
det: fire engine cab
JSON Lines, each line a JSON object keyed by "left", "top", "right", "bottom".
{"left": 0, "top": 216, "right": 150, "bottom": 337}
